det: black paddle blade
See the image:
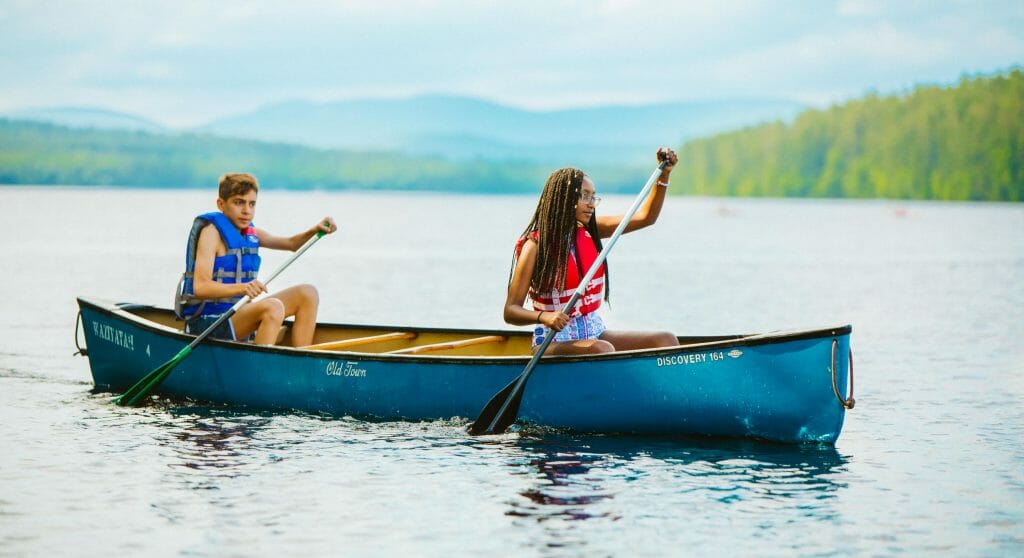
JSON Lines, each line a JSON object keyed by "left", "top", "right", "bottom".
{"left": 487, "top": 386, "right": 525, "bottom": 434}
{"left": 467, "top": 377, "right": 525, "bottom": 435}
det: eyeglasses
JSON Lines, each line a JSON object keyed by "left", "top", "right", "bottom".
{"left": 579, "top": 192, "right": 602, "bottom": 206}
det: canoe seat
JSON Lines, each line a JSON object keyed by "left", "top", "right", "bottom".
{"left": 301, "top": 331, "right": 417, "bottom": 351}
{"left": 387, "top": 335, "right": 507, "bottom": 355}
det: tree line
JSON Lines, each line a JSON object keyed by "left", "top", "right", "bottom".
{"left": 673, "top": 68, "right": 1023, "bottom": 201}
{"left": 0, "top": 121, "right": 521, "bottom": 192}
{"left": 0, "top": 120, "right": 644, "bottom": 193}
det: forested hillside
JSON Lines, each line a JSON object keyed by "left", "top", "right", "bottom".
{"left": 3, "top": 69, "right": 1021, "bottom": 200}
{"left": 674, "top": 69, "right": 1023, "bottom": 201}
{"left": 0, "top": 120, "right": 652, "bottom": 193}
{"left": 0, "top": 120, "right": 531, "bottom": 191}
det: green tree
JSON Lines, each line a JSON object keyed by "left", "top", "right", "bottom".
{"left": 674, "top": 68, "right": 1024, "bottom": 201}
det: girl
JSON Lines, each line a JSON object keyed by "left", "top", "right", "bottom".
{"left": 503, "top": 148, "right": 680, "bottom": 355}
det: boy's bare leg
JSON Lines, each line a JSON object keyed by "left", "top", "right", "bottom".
{"left": 266, "top": 284, "right": 320, "bottom": 346}
{"left": 229, "top": 284, "right": 319, "bottom": 346}
{"left": 231, "top": 298, "right": 286, "bottom": 344}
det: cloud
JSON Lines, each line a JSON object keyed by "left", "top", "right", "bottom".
{"left": 837, "top": 0, "right": 884, "bottom": 18}
{"left": 151, "top": 31, "right": 203, "bottom": 49}
{"left": 1, "top": 0, "right": 1021, "bottom": 126}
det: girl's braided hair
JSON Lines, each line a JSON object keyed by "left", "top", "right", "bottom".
{"left": 512, "top": 167, "right": 609, "bottom": 301}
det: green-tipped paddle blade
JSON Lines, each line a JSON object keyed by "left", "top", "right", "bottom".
{"left": 115, "top": 346, "right": 192, "bottom": 406}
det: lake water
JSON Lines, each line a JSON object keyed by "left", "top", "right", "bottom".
{"left": 1, "top": 187, "right": 1022, "bottom": 556}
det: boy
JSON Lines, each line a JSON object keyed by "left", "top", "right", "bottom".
{"left": 175, "top": 172, "right": 337, "bottom": 346}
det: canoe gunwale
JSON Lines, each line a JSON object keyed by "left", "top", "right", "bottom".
{"left": 77, "top": 296, "right": 853, "bottom": 365}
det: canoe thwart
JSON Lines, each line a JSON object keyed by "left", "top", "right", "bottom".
{"left": 387, "top": 335, "right": 507, "bottom": 355}
{"left": 301, "top": 331, "right": 418, "bottom": 351}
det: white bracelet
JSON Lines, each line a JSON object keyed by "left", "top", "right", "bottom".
{"left": 656, "top": 180, "right": 670, "bottom": 187}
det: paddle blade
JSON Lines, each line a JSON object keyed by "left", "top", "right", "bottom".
{"left": 487, "top": 387, "right": 525, "bottom": 434}
{"left": 468, "top": 377, "right": 525, "bottom": 435}
{"left": 114, "top": 346, "right": 191, "bottom": 407}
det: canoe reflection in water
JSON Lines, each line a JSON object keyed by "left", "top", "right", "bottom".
{"left": 505, "top": 433, "right": 847, "bottom": 526}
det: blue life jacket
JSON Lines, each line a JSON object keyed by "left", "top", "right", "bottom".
{"left": 175, "top": 212, "right": 261, "bottom": 320}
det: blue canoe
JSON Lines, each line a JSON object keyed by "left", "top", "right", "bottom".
{"left": 76, "top": 297, "right": 855, "bottom": 444}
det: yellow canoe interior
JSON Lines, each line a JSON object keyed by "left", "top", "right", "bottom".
{"left": 126, "top": 305, "right": 736, "bottom": 359}
{"left": 130, "top": 307, "right": 535, "bottom": 357}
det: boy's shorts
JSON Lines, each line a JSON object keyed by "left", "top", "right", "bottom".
{"left": 532, "top": 312, "right": 607, "bottom": 349}
{"left": 185, "top": 314, "right": 238, "bottom": 341}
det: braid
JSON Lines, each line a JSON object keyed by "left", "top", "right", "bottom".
{"left": 511, "top": 168, "right": 611, "bottom": 303}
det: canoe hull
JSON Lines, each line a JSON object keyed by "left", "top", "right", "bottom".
{"left": 77, "top": 298, "right": 853, "bottom": 444}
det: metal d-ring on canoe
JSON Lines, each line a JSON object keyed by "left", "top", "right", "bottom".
{"left": 831, "top": 338, "right": 856, "bottom": 409}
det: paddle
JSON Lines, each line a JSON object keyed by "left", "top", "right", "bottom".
{"left": 115, "top": 226, "right": 330, "bottom": 407}
{"left": 469, "top": 159, "right": 670, "bottom": 435}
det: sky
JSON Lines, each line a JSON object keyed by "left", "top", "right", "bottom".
{"left": 1, "top": 0, "right": 1022, "bottom": 128}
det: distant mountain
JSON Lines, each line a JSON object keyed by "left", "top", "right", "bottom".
{"left": 3, "top": 96, "right": 804, "bottom": 165}
{"left": 2, "top": 107, "right": 168, "bottom": 133}
{"left": 195, "top": 95, "right": 805, "bottom": 164}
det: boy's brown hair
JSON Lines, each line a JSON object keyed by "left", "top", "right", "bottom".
{"left": 218, "top": 173, "right": 260, "bottom": 200}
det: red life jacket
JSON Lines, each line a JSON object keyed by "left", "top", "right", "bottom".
{"left": 516, "top": 224, "right": 605, "bottom": 317}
